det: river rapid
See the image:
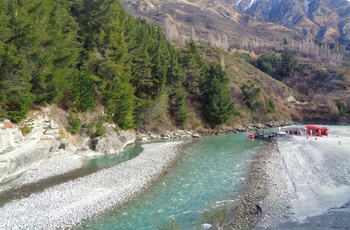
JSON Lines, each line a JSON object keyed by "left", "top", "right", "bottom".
{"left": 79, "top": 133, "right": 266, "bottom": 229}
{"left": 0, "top": 131, "right": 267, "bottom": 229}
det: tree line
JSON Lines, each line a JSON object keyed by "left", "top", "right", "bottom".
{"left": 0, "top": 0, "right": 237, "bottom": 130}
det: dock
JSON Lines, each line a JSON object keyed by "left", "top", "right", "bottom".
{"left": 254, "top": 129, "right": 286, "bottom": 139}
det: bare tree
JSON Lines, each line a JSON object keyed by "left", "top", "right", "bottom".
{"left": 165, "top": 16, "right": 179, "bottom": 42}
{"left": 220, "top": 53, "right": 225, "bottom": 69}
{"left": 191, "top": 27, "right": 196, "bottom": 41}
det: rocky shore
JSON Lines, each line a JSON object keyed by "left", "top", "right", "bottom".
{"left": 0, "top": 141, "right": 185, "bottom": 229}
{"left": 229, "top": 127, "right": 350, "bottom": 230}
{"left": 228, "top": 138, "right": 294, "bottom": 229}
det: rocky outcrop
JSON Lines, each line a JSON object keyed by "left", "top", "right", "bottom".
{"left": 0, "top": 122, "right": 22, "bottom": 153}
{"left": 137, "top": 130, "right": 201, "bottom": 140}
{"left": 86, "top": 125, "right": 136, "bottom": 156}
{"left": 0, "top": 107, "right": 137, "bottom": 183}
{"left": 0, "top": 108, "right": 63, "bottom": 183}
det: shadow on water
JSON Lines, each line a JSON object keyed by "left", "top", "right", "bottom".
{"left": 0, "top": 142, "right": 143, "bottom": 207}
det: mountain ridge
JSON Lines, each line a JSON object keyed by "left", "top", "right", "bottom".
{"left": 121, "top": 0, "right": 350, "bottom": 48}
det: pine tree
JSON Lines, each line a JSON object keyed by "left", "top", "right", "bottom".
{"left": 164, "top": 46, "right": 188, "bottom": 126}
{"left": 71, "top": 64, "right": 95, "bottom": 112}
{"left": 30, "top": 0, "right": 80, "bottom": 104}
{"left": 200, "top": 63, "right": 237, "bottom": 126}
{"left": 241, "top": 83, "right": 261, "bottom": 110}
{"left": 149, "top": 27, "right": 170, "bottom": 97}
{"left": 278, "top": 49, "right": 298, "bottom": 78}
{"left": 183, "top": 40, "right": 206, "bottom": 94}
{"left": 127, "top": 19, "right": 154, "bottom": 99}
{"left": 168, "top": 88, "right": 188, "bottom": 126}
{"left": 71, "top": 0, "right": 135, "bottom": 128}
{"left": 0, "top": 0, "right": 36, "bottom": 122}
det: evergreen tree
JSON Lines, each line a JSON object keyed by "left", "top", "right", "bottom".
{"left": 104, "top": 76, "right": 135, "bottom": 130}
{"left": 0, "top": 0, "right": 80, "bottom": 122}
{"left": 71, "top": 0, "right": 135, "bottom": 128}
{"left": 167, "top": 48, "right": 188, "bottom": 126}
{"left": 200, "top": 63, "right": 237, "bottom": 126}
{"left": 29, "top": 0, "right": 80, "bottom": 104}
{"left": 71, "top": 64, "right": 95, "bottom": 111}
{"left": 127, "top": 19, "right": 153, "bottom": 99}
{"left": 278, "top": 49, "right": 298, "bottom": 78}
{"left": 168, "top": 88, "right": 188, "bottom": 126}
{"left": 149, "top": 27, "right": 170, "bottom": 97}
{"left": 336, "top": 100, "right": 346, "bottom": 116}
{"left": 241, "top": 83, "right": 261, "bottom": 110}
{"left": 256, "top": 53, "right": 279, "bottom": 74}
{"left": 0, "top": 0, "right": 35, "bottom": 122}
{"left": 167, "top": 48, "right": 185, "bottom": 88}
{"left": 183, "top": 40, "right": 206, "bottom": 94}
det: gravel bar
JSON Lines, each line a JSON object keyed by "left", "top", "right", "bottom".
{"left": 0, "top": 141, "right": 184, "bottom": 229}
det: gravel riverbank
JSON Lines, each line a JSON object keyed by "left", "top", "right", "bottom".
{"left": 0, "top": 154, "right": 84, "bottom": 193}
{"left": 229, "top": 138, "right": 294, "bottom": 229}
{"left": 0, "top": 141, "right": 185, "bottom": 229}
{"left": 230, "top": 128, "right": 350, "bottom": 230}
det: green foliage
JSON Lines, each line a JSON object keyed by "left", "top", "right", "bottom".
{"left": 95, "top": 116, "right": 105, "bottom": 137}
{"left": 104, "top": 79, "right": 135, "bottom": 130}
{"left": 257, "top": 53, "right": 280, "bottom": 74}
{"left": 266, "top": 98, "right": 276, "bottom": 113}
{"left": 0, "top": 0, "right": 79, "bottom": 122}
{"left": 1, "top": 0, "right": 273, "bottom": 130}
{"left": 167, "top": 49, "right": 185, "bottom": 89}
{"left": 336, "top": 100, "right": 346, "bottom": 116}
{"left": 168, "top": 88, "right": 189, "bottom": 126}
{"left": 134, "top": 98, "right": 155, "bottom": 127}
{"left": 67, "top": 112, "right": 82, "bottom": 135}
{"left": 278, "top": 49, "right": 298, "bottom": 78}
{"left": 71, "top": 64, "right": 95, "bottom": 112}
{"left": 234, "top": 51, "right": 251, "bottom": 63}
{"left": 183, "top": 40, "right": 206, "bottom": 94}
{"left": 241, "top": 83, "right": 261, "bottom": 110}
{"left": 20, "top": 123, "right": 34, "bottom": 136}
{"left": 200, "top": 63, "right": 238, "bottom": 126}
{"left": 167, "top": 48, "right": 187, "bottom": 126}
{"left": 81, "top": 122, "right": 94, "bottom": 136}
{"left": 127, "top": 19, "right": 173, "bottom": 100}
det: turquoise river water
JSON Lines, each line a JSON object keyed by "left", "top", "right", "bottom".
{"left": 79, "top": 132, "right": 268, "bottom": 229}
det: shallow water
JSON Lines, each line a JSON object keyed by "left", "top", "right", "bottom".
{"left": 79, "top": 132, "right": 268, "bottom": 229}
{"left": 0, "top": 143, "right": 143, "bottom": 206}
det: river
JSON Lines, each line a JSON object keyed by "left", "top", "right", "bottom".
{"left": 78, "top": 132, "right": 267, "bottom": 229}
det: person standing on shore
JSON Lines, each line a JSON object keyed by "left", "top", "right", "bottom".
{"left": 256, "top": 204, "right": 262, "bottom": 214}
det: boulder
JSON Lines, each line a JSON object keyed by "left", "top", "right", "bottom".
{"left": 93, "top": 125, "right": 136, "bottom": 155}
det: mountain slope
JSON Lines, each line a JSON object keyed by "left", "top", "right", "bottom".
{"left": 238, "top": 0, "right": 350, "bottom": 46}
{"left": 121, "top": 0, "right": 350, "bottom": 48}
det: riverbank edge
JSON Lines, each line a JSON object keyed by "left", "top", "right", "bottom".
{"left": 227, "top": 138, "right": 293, "bottom": 229}
{"left": 0, "top": 141, "right": 191, "bottom": 229}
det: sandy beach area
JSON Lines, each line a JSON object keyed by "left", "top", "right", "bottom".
{"left": 230, "top": 127, "right": 350, "bottom": 229}
{"left": 0, "top": 141, "right": 184, "bottom": 229}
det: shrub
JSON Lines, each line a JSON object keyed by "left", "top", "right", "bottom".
{"left": 20, "top": 123, "right": 33, "bottom": 136}
{"left": 336, "top": 100, "right": 346, "bottom": 116}
{"left": 67, "top": 112, "right": 82, "bottom": 135}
